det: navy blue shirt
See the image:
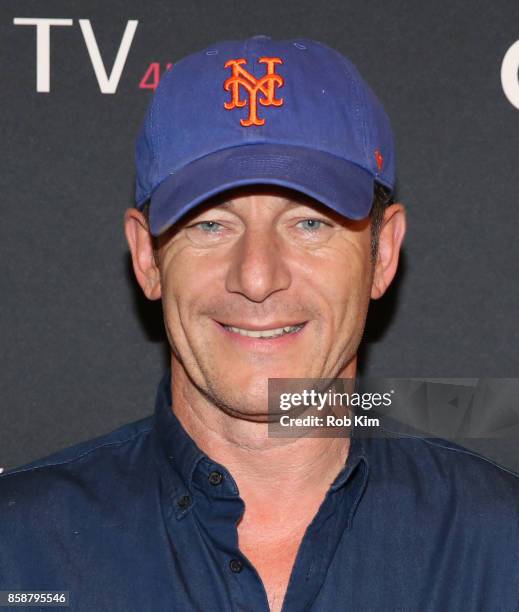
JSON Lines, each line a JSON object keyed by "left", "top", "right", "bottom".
{"left": 1, "top": 371, "right": 518, "bottom": 611}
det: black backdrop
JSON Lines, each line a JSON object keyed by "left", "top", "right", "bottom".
{"left": 2, "top": 0, "right": 519, "bottom": 470}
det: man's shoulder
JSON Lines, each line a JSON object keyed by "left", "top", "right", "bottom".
{"left": 0, "top": 415, "right": 156, "bottom": 510}
{"left": 369, "top": 421, "right": 519, "bottom": 514}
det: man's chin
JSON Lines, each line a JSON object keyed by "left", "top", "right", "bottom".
{"left": 212, "top": 362, "right": 318, "bottom": 384}
{"left": 201, "top": 365, "right": 324, "bottom": 421}
{"left": 203, "top": 378, "right": 274, "bottom": 422}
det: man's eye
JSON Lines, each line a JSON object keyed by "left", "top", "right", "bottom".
{"left": 197, "top": 221, "right": 222, "bottom": 232}
{"left": 297, "top": 219, "right": 326, "bottom": 231}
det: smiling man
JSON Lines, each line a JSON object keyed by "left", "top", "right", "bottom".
{"left": 1, "top": 36, "right": 518, "bottom": 612}
{"left": 127, "top": 184, "right": 396, "bottom": 414}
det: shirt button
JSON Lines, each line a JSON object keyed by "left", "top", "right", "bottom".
{"left": 208, "top": 471, "right": 224, "bottom": 486}
{"left": 229, "top": 558, "right": 244, "bottom": 573}
{"left": 177, "top": 495, "right": 191, "bottom": 509}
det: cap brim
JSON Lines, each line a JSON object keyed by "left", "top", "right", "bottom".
{"left": 149, "top": 143, "right": 374, "bottom": 236}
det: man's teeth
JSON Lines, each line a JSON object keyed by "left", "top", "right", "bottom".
{"left": 224, "top": 324, "right": 303, "bottom": 339}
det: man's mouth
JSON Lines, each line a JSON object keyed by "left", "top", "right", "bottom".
{"left": 221, "top": 323, "right": 306, "bottom": 339}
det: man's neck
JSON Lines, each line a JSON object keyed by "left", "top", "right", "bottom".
{"left": 169, "top": 358, "right": 356, "bottom": 530}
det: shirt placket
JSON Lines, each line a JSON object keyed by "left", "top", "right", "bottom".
{"left": 280, "top": 456, "right": 369, "bottom": 612}
{"left": 191, "top": 458, "right": 271, "bottom": 611}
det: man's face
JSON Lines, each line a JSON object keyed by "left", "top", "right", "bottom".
{"left": 152, "top": 186, "right": 379, "bottom": 420}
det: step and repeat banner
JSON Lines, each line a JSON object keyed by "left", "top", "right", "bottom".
{"left": 1, "top": 0, "right": 518, "bottom": 470}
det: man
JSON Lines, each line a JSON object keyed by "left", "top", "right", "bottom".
{"left": 0, "top": 36, "right": 517, "bottom": 612}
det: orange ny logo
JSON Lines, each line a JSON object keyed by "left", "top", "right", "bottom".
{"left": 223, "top": 57, "right": 284, "bottom": 126}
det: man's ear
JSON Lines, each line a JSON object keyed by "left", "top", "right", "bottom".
{"left": 124, "top": 208, "right": 162, "bottom": 300}
{"left": 371, "top": 203, "right": 406, "bottom": 300}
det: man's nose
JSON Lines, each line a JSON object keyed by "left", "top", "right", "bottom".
{"left": 225, "top": 228, "right": 291, "bottom": 302}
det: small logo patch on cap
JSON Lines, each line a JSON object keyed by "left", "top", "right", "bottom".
{"left": 223, "top": 57, "right": 284, "bottom": 126}
{"left": 374, "top": 149, "right": 384, "bottom": 171}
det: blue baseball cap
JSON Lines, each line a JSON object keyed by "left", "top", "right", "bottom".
{"left": 135, "top": 35, "right": 395, "bottom": 236}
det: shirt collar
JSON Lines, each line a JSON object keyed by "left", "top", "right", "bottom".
{"left": 154, "top": 369, "right": 205, "bottom": 492}
{"left": 329, "top": 427, "right": 369, "bottom": 491}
